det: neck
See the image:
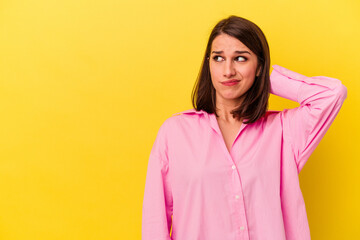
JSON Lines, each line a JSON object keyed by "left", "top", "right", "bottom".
{"left": 215, "top": 97, "right": 243, "bottom": 123}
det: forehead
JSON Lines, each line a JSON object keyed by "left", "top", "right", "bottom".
{"left": 211, "top": 34, "right": 250, "bottom": 52}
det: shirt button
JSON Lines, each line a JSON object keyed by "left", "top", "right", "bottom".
{"left": 235, "top": 195, "right": 239, "bottom": 199}
{"left": 240, "top": 226, "right": 245, "bottom": 230}
{"left": 232, "top": 165, "right": 236, "bottom": 169}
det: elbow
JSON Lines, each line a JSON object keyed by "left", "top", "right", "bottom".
{"left": 340, "top": 84, "right": 348, "bottom": 101}
{"left": 334, "top": 82, "right": 348, "bottom": 103}
{"left": 327, "top": 81, "right": 348, "bottom": 111}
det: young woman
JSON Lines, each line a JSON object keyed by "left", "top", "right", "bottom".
{"left": 142, "top": 15, "right": 347, "bottom": 240}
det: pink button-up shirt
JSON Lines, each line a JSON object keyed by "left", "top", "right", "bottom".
{"left": 142, "top": 65, "right": 347, "bottom": 240}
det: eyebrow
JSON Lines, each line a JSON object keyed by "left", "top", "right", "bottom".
{"left": 211, "top": 50, "right": 251, "bottom": 55}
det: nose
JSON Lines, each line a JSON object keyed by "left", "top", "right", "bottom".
{"left": 223, "top": 60, "right": 236, "bottom": 78}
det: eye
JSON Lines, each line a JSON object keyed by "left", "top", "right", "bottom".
{"left": 212, "top": 55, "right": 247, "bottom": 62}
{"left": 235, "top": 56, "right": 247, "bottom": 62}
{"left": 212, "top": 55, "right": 224, "bottom": 62}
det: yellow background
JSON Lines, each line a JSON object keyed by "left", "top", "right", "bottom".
{"left": 1, "top": 0, "right": 359, "bottom": 239}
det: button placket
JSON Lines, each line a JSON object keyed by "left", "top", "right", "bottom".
{"left": 207, "top": 113, "right": 250, "bottom": 239}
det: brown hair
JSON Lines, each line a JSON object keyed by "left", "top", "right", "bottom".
{"left": 191, "top": 15, "right": 271, "bottom": 124}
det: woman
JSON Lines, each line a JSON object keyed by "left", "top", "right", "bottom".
{"left": 142, "top": 15, "right": 347, "bottom": 240}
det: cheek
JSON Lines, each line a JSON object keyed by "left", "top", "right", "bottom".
{"left": 209, "top": 65, "right": 221, "bottom": 78}
{"left": 209, "top": 63, "right": 214, "bottom": 73}
{"left": 209, "top": 68, "right": 221, "bottom": 87}
{"left": 209, "top": 66, "right": 216, "bottom": 80}
{"left": 241, "top": 67, "right": 257, "bottom": 78}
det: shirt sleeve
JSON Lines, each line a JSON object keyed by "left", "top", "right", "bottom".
{"left": 270, "top": 65, "right": 348, "bottom": 173}
{"left": 142, "top": 119, "right": 173, "bottom": 240}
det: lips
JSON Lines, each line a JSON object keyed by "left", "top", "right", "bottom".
{"left": 222, "top": 79, "right": 240, "bottom": 83}
{"left": 221, "top": 79, "right": 240, "bottom": 86}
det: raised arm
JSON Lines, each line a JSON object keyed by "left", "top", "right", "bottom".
{"left": 142, "top": 120, "right": 173, "bottom": 240}
{"left": 270, "top": 65, "right": 347, "bottom": 173}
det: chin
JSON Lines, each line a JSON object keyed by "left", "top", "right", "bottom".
{"left": 216, "top": 90, "right": 245, "bottom": 101}
{"left": 225, "top": 91, "right": 244, "bottom": 98}
{"left": 222, "top": 95, "right": 243, "bottom": 101}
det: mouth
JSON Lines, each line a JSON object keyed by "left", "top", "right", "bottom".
{"left": 221, "top": 79, "right": 240, "bottom": 86}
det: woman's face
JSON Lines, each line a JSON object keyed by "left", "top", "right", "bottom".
{"left": 209, "top": 33, "right": 261, "bottom": 105}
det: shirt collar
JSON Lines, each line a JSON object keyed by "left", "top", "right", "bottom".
{"left": 175, "top": 108, "right": 250, "bottom": 137}
{"left": 178, "top": 108, "right": 251, "bottom": 123}
{"left": 207, "top": 112, "right": 250, "bottom": 137}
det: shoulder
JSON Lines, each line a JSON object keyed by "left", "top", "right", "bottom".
{"left": 171, "top": 108, "right": 206, "bottom": 117}
{"left": 153, "top": 109, "right": 205, "bottom": 140}
{"left": 160, "top": 108, "right": 207, "bottom": 131}
{"left": 258, "top": 110, "right": 282, "bottom": 125}
{"left": 158, "top": 108, "right": 204, "bottom": 127}
{"left": 264, "top": 110, "right": 281, "bottom": 118}
{"left": 167, "top": 108, "right": 207, "bottom": 122}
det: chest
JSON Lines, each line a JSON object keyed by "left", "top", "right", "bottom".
{"left": 168, "top": 115, "right": 284, "bottom": 203}
{"left": 217, "top": 120, "right": 242, "bottom": 153}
